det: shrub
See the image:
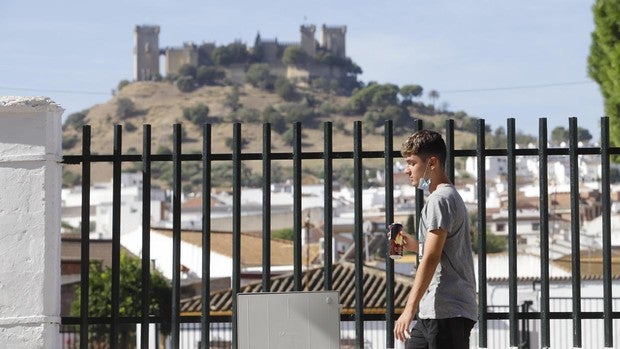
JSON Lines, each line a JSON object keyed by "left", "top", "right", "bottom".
{"left": 182, "top": 104, "right": 210, "bottom": 124}
{"left": 275, "top": 77, "right": 296, "bottom": 101}
{"left": 176, "top": 76, "right": 196, "bottom": 92}
{"left": 124, "top": 121, "right": 137, "bottom": 132}
{"left": 245, "top": 64, "right": 275, "bottom": 90}
{"left": 177, "top": 64, "right": 197, "bottom": 79}
{"left": 197, "top": 66, "right": 225, "bottom": 86}
{"left": 116, "top": 98, "right": 135, "bottom": 119}
{"left": 62, "top": 134, "right": 79, "bottom": 149}
{"left": 63, "top": 110, "right": 88, "bottom": 131}
{"left": 117, "top": 80, "right": 130, "bottom": 92}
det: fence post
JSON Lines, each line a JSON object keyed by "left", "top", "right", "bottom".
{"left": 0, "top": 97, "right": 63, "bottom": 348}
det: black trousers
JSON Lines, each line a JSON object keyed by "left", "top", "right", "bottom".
{"left": 405, "top": 317, "right": 476, "bottom": 349}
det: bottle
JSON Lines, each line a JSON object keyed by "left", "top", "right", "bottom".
{"left": 388, "top": 223, "right": 404, "bottom": 259}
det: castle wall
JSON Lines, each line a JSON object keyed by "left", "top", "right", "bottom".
{"left": 134, "top": 25, "right": 160, "bottom": 81}
{"left": 165, "top": 43, "right": 198, "bottom": 76}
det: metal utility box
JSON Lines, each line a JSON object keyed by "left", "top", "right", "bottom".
{"left": 237, "top": 291, "right": 341, "bottom": 349}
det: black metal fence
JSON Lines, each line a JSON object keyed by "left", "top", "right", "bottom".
{"left": 61, "top": 117, "right": 619, "bottom": 349}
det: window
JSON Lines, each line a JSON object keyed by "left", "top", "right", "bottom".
{"left": 532, "top": 222, "right": 540, "bottom": 231}
{"left": 496, "top": 223, "right": 505, "bottom": 232}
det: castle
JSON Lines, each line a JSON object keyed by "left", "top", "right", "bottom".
{"left": 134, "top": 24, "right": 350, "bottom": 84}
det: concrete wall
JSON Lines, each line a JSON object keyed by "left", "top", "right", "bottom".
{"left": 0, "top": 97, "right": 63, "bottom": 348}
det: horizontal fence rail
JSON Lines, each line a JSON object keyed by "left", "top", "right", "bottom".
{"left": 60, "top": 117, "right": 620, "bottom": 349}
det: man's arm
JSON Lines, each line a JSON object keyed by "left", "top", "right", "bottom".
{"left": 393, "top": 228, "right": 447, "bottom": 341}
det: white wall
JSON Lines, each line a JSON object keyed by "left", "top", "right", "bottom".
{"left": 0, "top": 97, "right": 63, "bottom": 348}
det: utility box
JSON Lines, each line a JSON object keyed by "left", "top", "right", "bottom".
{"left": 237, "top": 291, "right": 341, "bottom": 349}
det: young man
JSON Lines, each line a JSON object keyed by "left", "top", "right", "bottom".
{"left": 393, "top": 130, "right": 477, "bottom": 349}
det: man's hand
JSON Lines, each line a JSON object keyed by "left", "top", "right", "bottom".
{"left": 394, "top": 308, "right": 415, "bottom": 342}
{"left": 388, "top": 229, "right": 419, "bottom": 253}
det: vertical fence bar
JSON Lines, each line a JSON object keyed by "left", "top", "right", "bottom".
{"left": 171, "top": 123, "right": 182, "bottom": 348}
{"left": 353, "top": 121, "right": 364, "bottom": 348}
{"left": 231, "top": 123, "right": 242, "bottom": 348}
{"left": 506, "top": 118, "right": 518, "bottom": 347}
{"left": 538, "top": 118, "right": 550, "bottom": 348}
{"left": 476, "top": 119, "right": 488, "bottom": 348}
{"left": 413, "top": 119, "right": 423, "bottom": 263}
{"left": 293, "top": 122, "right": 303, "bottom": 291}
{"left": 384, "top": 120, "right": 395, "bottom": 348}
{"left": 110, "top": 125, "right": 122, "bottom": 349}
{"left": 445, "top": 119, "right": 455, "bottom": 182}
{"left": 262, "top": 123, "right": 272, "bottom": 292}
{"left": 568, "top": 117, "right": 582, "bottom": 348}
{"left": 201, "top": 124, "right": 212, "bottom": 349}
{"left": 323, "top": 122, "right": 334, "bottom": 290}
{"left": 600, "top": 116, "right": 613, "bottom": 348}
{"left": 140, "top": 125, "right": 152, "bottom": 349}
{"left": 79, "top": 125, "right": 91, "bottom": 349}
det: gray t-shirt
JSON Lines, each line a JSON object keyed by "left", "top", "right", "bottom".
{"left": 417, "top": 184, "right": 477, "bottom": 321}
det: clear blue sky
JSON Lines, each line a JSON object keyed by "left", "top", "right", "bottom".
{"left": 0, "top": 0, "right": 604, "bottom": 140}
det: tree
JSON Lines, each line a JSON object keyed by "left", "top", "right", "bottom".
{"left": 177, "top": 64, "right": 197, "bottom": 79}
{"left": 71, "top": 253, "right": 171, "bottom": 348}
{"left": 588, "top": 0, "right": 620, "bottom": 153}
{"left": 224, "top": 85, "right": 242, "bottom": 112}
{"left": 551, "top": 126, "right": 569, "bottom": 145}
{"left": 428, "top": 89, "right": 440, "bottom": 108}
{"left": 212, "top": 41, "right": 249, "bottom": 66}
{"left": 275, "top": 77, "right": 297, "bottom": 101}
{"left": 252, "top": 32, "right": 264, "bottom": 63}
{"left": 282, "top": 46, "right": 310, "bottom": 67}
{"left": 399, "top": 84, "right": 423, "bottom": 106}
{"left": 197, "top": 66, "right": 225, "bottom": 86}
{"left": 552, "top": 126, "right": 594, "bottom": 145}
{"left": 245, "top": 64, "right": 275, "bottom": 90}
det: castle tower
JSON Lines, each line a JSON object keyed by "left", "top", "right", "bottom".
{"left": 321, "top": 25, "right": 346, "bottom": 58}
{"left": 134, "top": 25, "right": 160, "bottom": 81}
{"left": 300, "top": 25, "right": 317, "bottom": 57}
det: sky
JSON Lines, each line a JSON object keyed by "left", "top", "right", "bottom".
{"left": 0, "top": 0, "right": 605, "bottom": 140}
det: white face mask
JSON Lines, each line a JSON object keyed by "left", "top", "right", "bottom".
{"left": 417, "top": 161, "right": 431, "bottom": 191}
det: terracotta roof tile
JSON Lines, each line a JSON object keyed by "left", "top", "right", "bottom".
{"left": 181, "top": 261, "right": 412, "bottom": 316}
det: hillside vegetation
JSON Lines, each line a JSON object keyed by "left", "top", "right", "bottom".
{"left": 61, "top": 79, "right": 483, "bottom": 189}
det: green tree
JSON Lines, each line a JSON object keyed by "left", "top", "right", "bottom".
{"left": 275, "top": 77, "right": 297, "bottom": 101}
{"left": 588, "top": 0, "right": 620, "bottom": 152}
{"left": 245, "top": 63, "right": 275, "bottom": 90}
{"left": 551, "top": 126, "right": 594, "bottom": 145}
{"left": 212, "top": 41, "right": 250, "bottom": 66}
{"left": 399, "top": 84, "right": 423, "bottom": 105}
{"left": 197, "top": 66, "right": 225, "bottom": 86}
{"left": 252, "top": 32, "right": 264, "bottom": 63}
{"left": 224, "top": 85, "right": 242, "bottom": 112}
{"left": 261, "top": 105, "right": 287, "bottom": 133}
{"left": 428, "top": 89, "right": 440, "bottom": 108}
{"left": 71, "top": 253, "right": 171, "bottom": 347}
{"left": 282, "top": 46, "right": 310, "bottom": 67}
{"left": 551, "top": 126, "right": 569, "bottom": 145}
{"left": 178, "top": 64, "right": 197, "bottom": 79}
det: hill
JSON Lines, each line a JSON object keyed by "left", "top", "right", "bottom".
{"left": 61, "top": 80, "right": 479, "bottom": 187}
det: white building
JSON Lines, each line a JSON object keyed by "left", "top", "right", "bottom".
{"left": 61, "top": 172, "right": 166, "bottom": 239}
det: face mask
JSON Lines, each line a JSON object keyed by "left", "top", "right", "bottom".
{"left": 417, "top": 161, "right": 431, "bottom": 191}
